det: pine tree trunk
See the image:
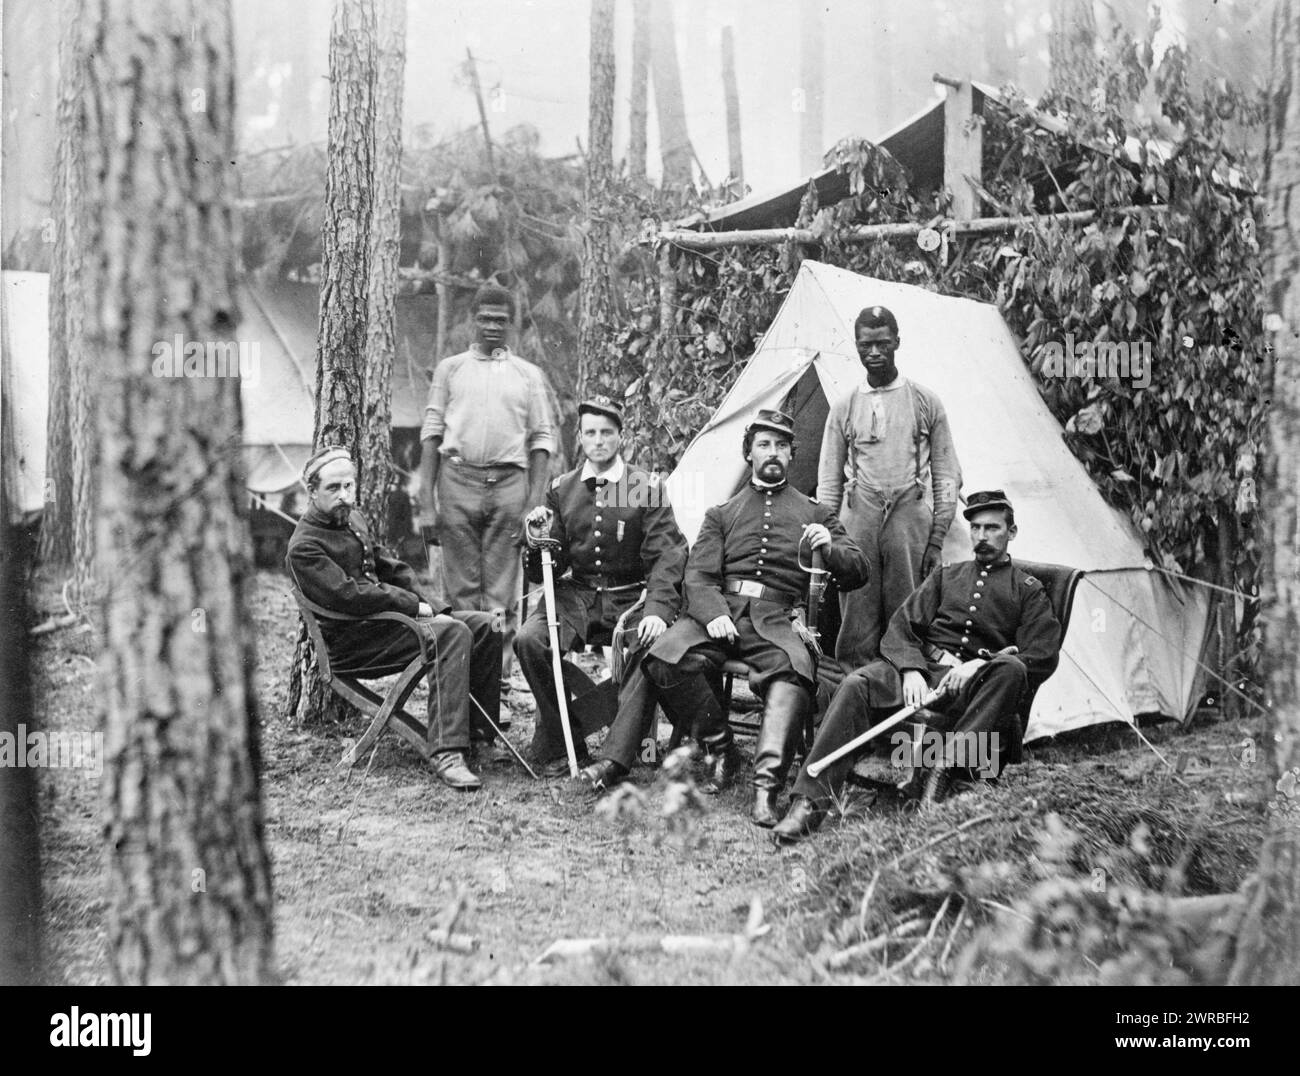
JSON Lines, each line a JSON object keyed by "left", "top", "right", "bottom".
{"left": 578, "top": 0, "right": 616, "bottom": 399}
{"left": 628, "top": 0, "right": 649, "bottom": 185}
{"left": 83, "top": 0, "right": 274, "bottom": 985}
{"left": 1048, "top": 0, "right": 1099, "bottom": 103}
{"left": 1228, "top": 0, "right": 1300, "bottom": 985}
{"left": 721, "top": 25, "right": 743, "bottom": 192}
{"left": 799, "top": 1, "right": 825, "bottom": 175}
{"left": 0, "top": 434, "right": 41, "bottom": 985}
{"left": 290, "top": 0, "right": 378, "bottom": 726}
{"left": 360, "top": 0, "right": 405, "bottom": 544}
{"left": 40, "top": 0, "right": 92, "bottom": 595}
{"left": 649, "top": 0, "right": 692, "bottom": 189}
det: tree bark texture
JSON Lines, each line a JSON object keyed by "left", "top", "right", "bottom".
{"left": 41, "top": 0, "right": 94, "bottom": 605}
{"left": 578, "top": 0, "right": 616, "bottom": 399}
{"left": 0, "top": 454, "right": 42, "bottom": 984}
{"left": 649, "top": 0, "right": 692, "bottom": 189}
{"left": 360, "top": 0, "right": 405, "bottom": 543}
{"left": 1229, "top": 0, "right": 1300, "bottom": 985}
{"left": 290, "top": 0, "right": 377, "bottom": 726}
{"left": 82, "top": 0, "right": 274, "bottom": 985}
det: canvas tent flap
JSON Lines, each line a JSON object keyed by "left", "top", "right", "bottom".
{"left": 665, "top": 260, "right": 1211, "bottom": 739}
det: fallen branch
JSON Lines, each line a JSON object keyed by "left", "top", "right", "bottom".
{"left": 938, "top": 902, "right": 968, "bottom": 974}
{"left": 425, "top": 927, "right": 479, "bottom": 955}
{"left": 535, "top": 933, "right": 756, "bottom": 963}
{"left": 886, "top": 812, "right": 996, "bottom": 871}
{"left": 863, "top": 894, "right": 953, "bottom": 984}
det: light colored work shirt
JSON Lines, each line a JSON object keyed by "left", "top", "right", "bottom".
{"left": 817, "top": 375, "right": 961, "bottom": 532}
{"left": 420, "top": 344, "right": 556, "bottom": 467}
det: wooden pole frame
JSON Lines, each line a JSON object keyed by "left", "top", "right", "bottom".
{"left": 652, "top": 204, "right": 1167, "bottom": 251}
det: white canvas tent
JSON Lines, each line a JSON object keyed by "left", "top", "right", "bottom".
{"left": 2, "top": 271, "right": 439, "bottom": 514}
{"left": 665, "top": 260, "right": 1212, "bottom": 741}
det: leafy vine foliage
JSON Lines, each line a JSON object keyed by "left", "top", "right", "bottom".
{"left": 598, "top": 29, "right": 1264, "bottom": 679}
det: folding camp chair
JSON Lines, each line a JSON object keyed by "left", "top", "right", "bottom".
{"left": 290, "top": 585, "right": 443, "bottom": 770}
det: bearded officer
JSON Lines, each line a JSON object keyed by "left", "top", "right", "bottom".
{"left": 774, "top": 489, "right": 1063, "bottom": 841}
{"left": 516, "top": 395, "right": 689, "bottom": 780}
{"left": 644, "top": 408, "right": 870, "bottom": 825}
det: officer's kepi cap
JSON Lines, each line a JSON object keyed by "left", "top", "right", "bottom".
{"left": 962, "top": 489, "right": 1014, "bottom": 520}
{"left": 745, "top": 407, "right": 796, "bottom": 440}
{"left": 578, "top": 394, "right": 624, "bottom": 429}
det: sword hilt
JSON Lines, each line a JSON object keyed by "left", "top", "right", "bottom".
{"left": 525, "top": 514, "right": 561, "bottom": 552}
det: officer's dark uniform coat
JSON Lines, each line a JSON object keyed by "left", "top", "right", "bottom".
{"left": 650, "top": 482, "right": 869, "bottom": 683}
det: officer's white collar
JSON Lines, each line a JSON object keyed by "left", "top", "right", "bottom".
{"left": 581, "top": 455, "right": 625, "bottom": 484}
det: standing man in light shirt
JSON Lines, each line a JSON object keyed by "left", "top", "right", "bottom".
{"left": 417, "top": 283, "right": 556, "bottom": 679}
{"left": 818, "top": 305, "right": 962, "bottom": 669}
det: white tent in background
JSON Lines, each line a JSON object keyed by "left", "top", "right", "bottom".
{"left": 2, "top": 271, "right": 440, "bottom": 509}
{"left": 665, "top": 260, "right": 1212, "bottom": 741}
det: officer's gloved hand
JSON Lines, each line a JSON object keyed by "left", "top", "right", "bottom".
{"left": 523, "top": 506, "right": 554, "bottom": 548}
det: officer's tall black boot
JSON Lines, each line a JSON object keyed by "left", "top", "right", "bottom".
{"left": 751, "top": 680, "right": 810, "bottom": 827}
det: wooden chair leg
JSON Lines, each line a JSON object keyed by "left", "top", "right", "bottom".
{"left": 336, "top": 660, "right": 434, "bottom": 769}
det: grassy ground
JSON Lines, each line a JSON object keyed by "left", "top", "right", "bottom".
{"left": 31, "top": 570, "right": 1270, "bottom": 985}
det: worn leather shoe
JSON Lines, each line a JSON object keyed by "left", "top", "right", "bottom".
{"left": 920, "top": 765, "right": 956, "bottom": 808}
{"left": 751, "top": 788, "right": 781, "bottom": 828}
{"left": 432, "top": 751, "right": 482, "bottom": 791}
{"left": 702, "top": 741, "right": 743, "bottom": 795}
{"left": 772, "top": 796, "right": 826, "bottom": 843}
{"left": 579, "top": 758, "right": 628, "bottom": 792}
{"left": 470, "top": 739, "right": 514, "bottom": 768}
{"left": 539, "top": 751, "right": 591, "bottom": 778}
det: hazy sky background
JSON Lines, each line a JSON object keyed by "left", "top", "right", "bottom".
{"left": 1, "top": 0, "right": 1273, "bottom": 246}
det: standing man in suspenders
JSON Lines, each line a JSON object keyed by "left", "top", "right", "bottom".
{"left": 818, "top": 305, "right": 962, "bottom": 669}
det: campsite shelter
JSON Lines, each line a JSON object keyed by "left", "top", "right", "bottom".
{"left": 664, "top": 260, "right": 1212, "bottom": 742}
{"left": 3, "top": 271, "right": 439, "bottom": 552}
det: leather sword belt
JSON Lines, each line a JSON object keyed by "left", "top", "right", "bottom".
{"left": 923, "top": 643, "right": 964, "bottom": 668}
{"left": 570, "top": 575, "right": 645, "bottom": 594}
{"left": 724, "top": 577, "right": 800, "bottom": 605}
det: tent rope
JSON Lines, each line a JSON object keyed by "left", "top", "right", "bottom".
{"left": 1149, "top": 565, "right": 1256, "bottom": 602}
{"left": 1051, "top": 645, "right": 1181, "bottom": 778}
{"left": 1078, "top": 575, "right": 1269, "bottom": 718}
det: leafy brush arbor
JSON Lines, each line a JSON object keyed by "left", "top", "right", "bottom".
{"left": 611, "top": 32, "right": 1267, "bottom": 709}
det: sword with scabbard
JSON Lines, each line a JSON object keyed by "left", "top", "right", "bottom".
{"left": 806, "top": 644, "right": 1019, "bottom": 779}
{"left": 525, "top": 509, "right": 581, "bottom": 778}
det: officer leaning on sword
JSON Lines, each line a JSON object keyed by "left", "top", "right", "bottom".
{"left": 642, "top": 407, "right": 870, "bottom": 825}
{"left": 516, "top": 394, "right": 690, "bottom": 782}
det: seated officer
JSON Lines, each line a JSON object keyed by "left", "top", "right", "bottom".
{"left": 644, "top": 408, "right": 869, "bottom": 825}
{"left": 516, "top": 395, "right": 689, "bottom": 781}
{"left": 287, "top": 446, "right": 503, "bottom": 790}
{"left": 774, "top": 489, "right": 1062, "bottom": 841}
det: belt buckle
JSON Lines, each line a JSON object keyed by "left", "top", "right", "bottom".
{"left": 736, "top": 579, "right": 763, "bottom": 598}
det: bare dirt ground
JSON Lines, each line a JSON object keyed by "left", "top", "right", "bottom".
{"left": 31, "top": 569, "right": 1269, "bottom": 985}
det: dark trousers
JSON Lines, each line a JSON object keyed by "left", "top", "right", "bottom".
{"left": 331, "top": 610, "right": 501, "bottom": 754}
{"left": 792, "top": 656, "right": 1028, "bottom": 806}
{"left": 643, "top": 613, "right": 802, "bottom": 742}
{"left": 516, "top": 592, "right": 651, "bottom": 764}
